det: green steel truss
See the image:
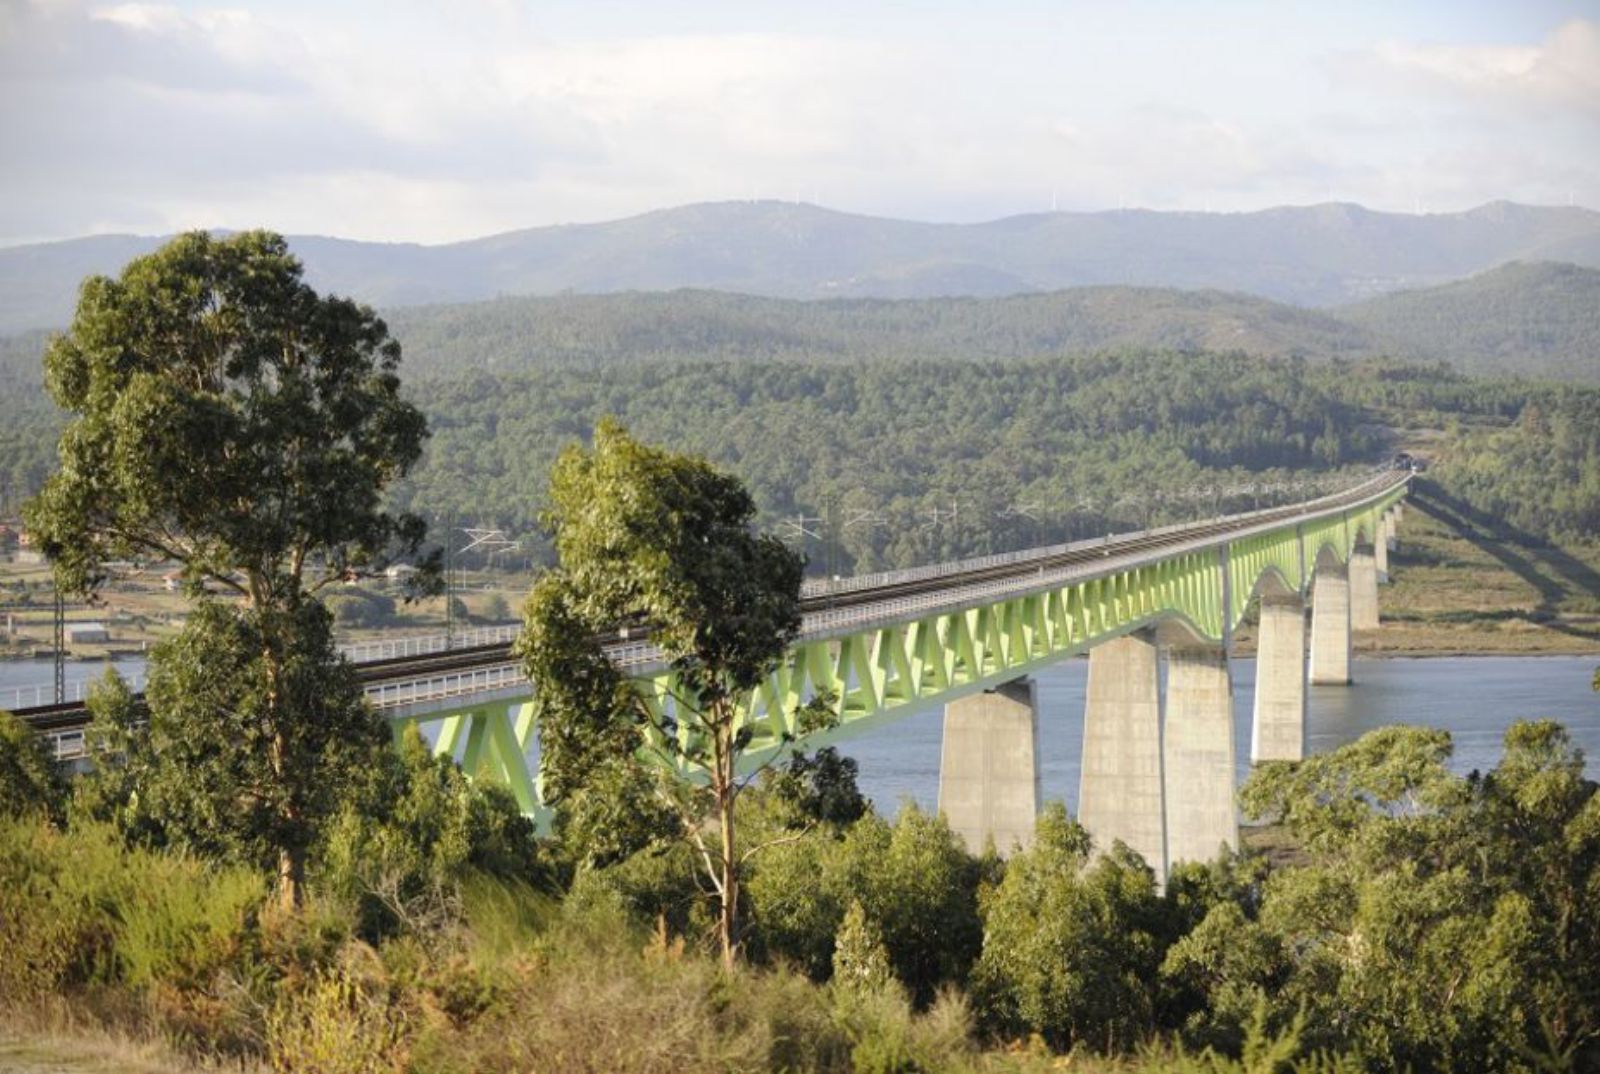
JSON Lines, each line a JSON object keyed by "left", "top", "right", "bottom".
{"left": 398, "top": 480, "right": 1408, "bottom": 819}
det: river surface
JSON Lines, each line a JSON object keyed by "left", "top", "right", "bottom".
{"left": 4, "top": 654, "right": 1596, "bottom": 810}
{"left": 842, "top": 655, "right": 1600, "bottom": 813}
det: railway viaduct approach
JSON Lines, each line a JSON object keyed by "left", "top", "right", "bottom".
{"left": 19, "top": 472, "right": 1409, "bottom": 882}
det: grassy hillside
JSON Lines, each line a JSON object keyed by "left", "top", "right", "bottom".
{"left": 3, "top": 199, "right": 1598, "bottom": 332}
{"left": 1338, "top": 260, "right": 1600, "bottom": 380}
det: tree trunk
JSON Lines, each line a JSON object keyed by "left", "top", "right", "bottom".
{"left": 277, "top": 844, "right": 303, "bottom": 911}
{"left": 715, "top": 718, "right": 739, "bottom": 971}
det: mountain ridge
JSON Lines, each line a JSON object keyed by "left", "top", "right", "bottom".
{"left": 3, "top": 200, "right": 1598, "bottom": 334}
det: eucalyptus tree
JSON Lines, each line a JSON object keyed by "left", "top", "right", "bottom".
{"left": 24, "top": 230, "right": 434, "bottom": 906}
{"left": 516, "top": 418, "right": 829, "bottom": 968}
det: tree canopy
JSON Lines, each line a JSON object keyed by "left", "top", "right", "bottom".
{"left": 24, "top": 230, "right": 436, "bottom": 906}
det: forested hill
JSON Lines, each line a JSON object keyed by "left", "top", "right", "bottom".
{"left": 380, "top": 287, "right": 1381, "bottom": 377}
{"left": 3, "top": 199, "right": 1598, "bottom": 332}
{"left": 379, "top": 267, "right": 1596, "bottom": 382}
{"left": 1336, "top": 261, "right": 1600, "bottom": 380}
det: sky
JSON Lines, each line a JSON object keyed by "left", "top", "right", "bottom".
{"left": 1, "top": 0, "right": 1598, "bottom": 246}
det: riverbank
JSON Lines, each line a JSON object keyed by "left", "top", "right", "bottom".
{"left": 1228, "top": 504, "right": 1600, "bottom": 657}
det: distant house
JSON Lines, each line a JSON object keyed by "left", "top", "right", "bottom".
{"left": 66, "top": 622, "right": 110, "bottom": 644}
{"left": 385, "top": 564, "right": 418, "bottom": 581}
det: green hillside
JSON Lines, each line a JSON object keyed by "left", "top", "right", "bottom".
{"left": 1338, "top": 260, "right": 1600, "bottom": 380}
{"left": 381, "top": 286, "right": 1380, "bottom": 377}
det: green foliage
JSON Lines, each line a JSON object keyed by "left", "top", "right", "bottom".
{"left": 326, "top": 586, "right": 398, "bottom": 628}
{"left": 970, "top": 802, "right": 1164, "bottom": 1053}
{"left": 1338, "top": 260, "right": 1600, "bottom": 381}
{"left": 21, "top": 230, "right": 438, "bottom": 907}
{"left": 317, "top": 724, "right": 545, "bottom": 940}
{"left": 267, "top": 963, "right": 411, "bottom": 1074}
{"left": 130, "top": 601, "right": 388, "bottom": 884}
{"left": 765, "top": 746, "right": 870, "bottom": 829}
{"left": 516, "top": 419, "right": 813, "bottom": 965}
{"left": 1227, "top": 720, "right": 1600, "bottom": 1071}
{"left": 23, "top": 229, "right": 431, "bottom": 598}
{"left": 0, "top": 817, "right": 264, "bottom": 1001}
{"left": 0, "top": 707, "right": 66, "bottom": 822}
{"left": 748, "top": 802, "right": 984, "bottom": 1003}
{"left": 832, "top": 899, "right": 899, "bottom": 998}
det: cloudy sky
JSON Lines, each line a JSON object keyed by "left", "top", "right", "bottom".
{"left": 2, "top": 0, "right": 1597, "bottom": 245}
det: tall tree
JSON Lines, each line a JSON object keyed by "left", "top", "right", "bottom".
{"left": 25, "top": 230, "right": 434, "bottom": 907}
{"left": 516, "top": 419, "right": 828, "bottom": 967}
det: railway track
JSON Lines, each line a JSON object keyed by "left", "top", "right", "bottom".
{"left": 13, "top": 471, "right": 1406, "bottom": 740}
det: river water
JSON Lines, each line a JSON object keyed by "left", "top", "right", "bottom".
{"left": 4, "top": 654, "right": 1596, "bottom": 810}
{"left": 843, "top": 655, "right": 1600, "bottom": 813}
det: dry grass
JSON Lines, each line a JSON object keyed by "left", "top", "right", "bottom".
{"left": 0, "top": 1001, "right": 264, "bottom": 1074}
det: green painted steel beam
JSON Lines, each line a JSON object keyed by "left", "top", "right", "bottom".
{"left": 394, "top": 480, "right": 1409, "bottom": 818}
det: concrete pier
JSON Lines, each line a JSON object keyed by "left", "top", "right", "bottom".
{"left": 1309, "top": 564, "right": 1351, "bottom": 685}
{"left": 1163, "top": 645, "right": 1238, "bottom": 865}
{"left": 1374, "top": 521, "right": 1390, "bottom": 582}
{"left": 1251, "top": 591, "right": 1306, "bottom": 762}
{"left": 1350, "top": 545, "right": 1380, "bottom": 631}
{"left": 938, "top": 679, "right": 1040, "bottom": 854}
{"left": 1079, "top": 630, "right": 1165, "bottom": 880}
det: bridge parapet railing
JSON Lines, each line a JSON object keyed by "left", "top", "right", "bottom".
{"left": 338, "top": 624, "right": 521, "bottom": 663}
{"left": 1, "top": 625, "right": 525, "bottom": 712}
{"left": 799, "top": 471, "right": 1391, "bottom": 601}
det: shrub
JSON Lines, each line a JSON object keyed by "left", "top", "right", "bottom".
{"left": 316, "top": 725, "right": 545, "bottom": 941}
{"left": 267, "top": 958, "right": 410, "bottom": 1074}
{"left": 0, "top": 817, "right": 264, "bottom": 1006}
{"left": 326, "top": 588, "right": 398, "bottom": 629}
{"left": 970, "top": 803, "right": 1164, "bottom": 1053}
{"left": 748, "top": 802, "right": 983, "bottom": 1002}
{"left": 0, "top": 707, "right": 66, "bottom": 822}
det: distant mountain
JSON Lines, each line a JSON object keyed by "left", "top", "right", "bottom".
{"left": 2, "top": 200, "right": 1598, "bottom": 333}
{"left": 1337, "top": 261, "right": 1600, "bottom": 380}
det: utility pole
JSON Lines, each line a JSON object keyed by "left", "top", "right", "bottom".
{"left": 443, "top": 509, "right": 456, "bottom": 650}
{"left": 53, "top": 585, "right": 65, "bottom": 704}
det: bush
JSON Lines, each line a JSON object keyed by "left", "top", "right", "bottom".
{"left": 748, "top": 801, "right": 984, "bottom": 1003}
{"left": 970, "top": 803, "right": 1164, "bottom": 1052}
{"left": 0, "top": 817, "right": 264, "bottom": 1004}
{"left": 267, "top": 956, "right": 411, "bottom": 1074}
{"left": 316, "top": 725, "right": 546, "bottom": 941}
{"left": 0, "top": 707, "right": 66, "bottom": 822}
{"left": 326, "top": 587, "right": 398, "bottom": 629}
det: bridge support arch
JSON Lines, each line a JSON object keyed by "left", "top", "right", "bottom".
{"left": 1163, "top": 641, "right": 1238, "bottom": 867}
{"left": 1251, "top": 588, "right": 1307, "bottom": 762}
{"left": 938, "top": 678, "right": 1040, "bottom": 855}
{"left": 1078, "top": 629, "right": 1165, "bottom": 882}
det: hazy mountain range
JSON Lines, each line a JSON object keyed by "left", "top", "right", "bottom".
{"left": 3, "top": 200, "right": 1599, "bottom": 336}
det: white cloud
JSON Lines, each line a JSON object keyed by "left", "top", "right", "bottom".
{"left": 1367, "top": 17, "right": 1600, "bottom": 119}
{"left": 0, "top": 2, "right": 1597, "bottom": 244}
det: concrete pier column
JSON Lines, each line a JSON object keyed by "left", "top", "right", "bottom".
{"left": 1251, "top": 592, "right": 1307, "bottom": 762}
{"left": 1309, "top": 565, "right": 1351, "bottom": 685}
{"left": 1350, "top": 545, "right": 1379, "bottom": 631}
{"left": 1385, "top": 511, "right": 1398, "bottom": 552}
{"left": 1374, "top": 521, "right": 1390, "bottom": 582}
{"left": 1163, "top": 645, "right": 1238, "bottom": 865}
{"left": 939, "top": 678, "right": 1040, "bottom": 854}
{"left": 1079, "top": 630, "right": 1165, "bottom": 880}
